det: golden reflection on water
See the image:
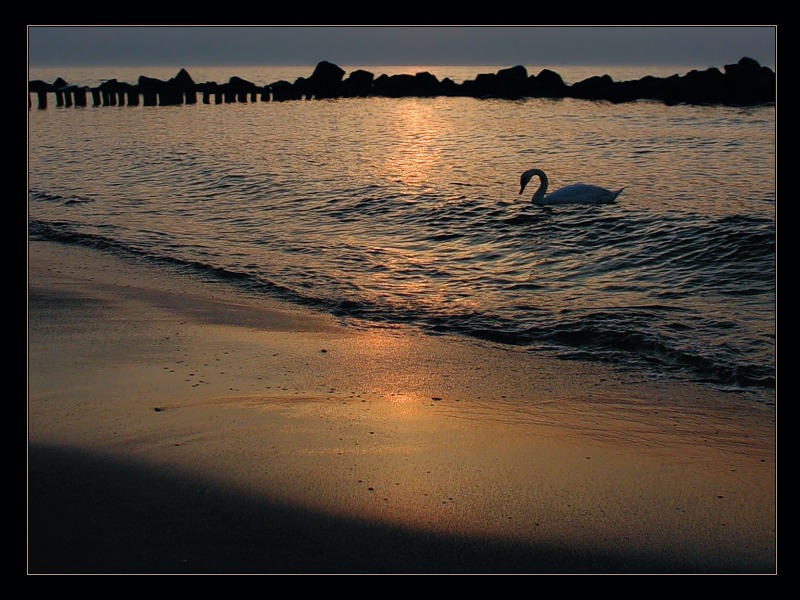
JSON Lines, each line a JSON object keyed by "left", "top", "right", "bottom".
{"left": 28, "top": 84, "right": 775, "bottom": 402}
{"left": 382, "top": 99, "right": 443, "bottom": 187}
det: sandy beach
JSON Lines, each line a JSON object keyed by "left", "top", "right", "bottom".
{"left": 26, "top": 239, "right": 776, "bottom": 574}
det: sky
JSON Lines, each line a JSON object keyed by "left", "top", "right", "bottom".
{"left": 27, "top": 26, "right": 776, "bottom": 70}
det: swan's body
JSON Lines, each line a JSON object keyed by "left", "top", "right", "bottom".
{"left": 519, "top": 168, "right": 624, "bottom": 206}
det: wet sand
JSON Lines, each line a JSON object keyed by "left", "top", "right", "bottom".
{"left": 26, "top": 240, "right": 776, "bottom": 574}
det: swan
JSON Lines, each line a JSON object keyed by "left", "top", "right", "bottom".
{"left": 519, "top": 168, "right": 624, "bottom": 206}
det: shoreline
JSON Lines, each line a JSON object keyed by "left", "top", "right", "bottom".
{"left": 27, "top": 239, "right": 776, "bottom": 574}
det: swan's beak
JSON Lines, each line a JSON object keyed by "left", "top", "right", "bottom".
{"left": 519, "top": 172, "right": 532, "bottom": 195}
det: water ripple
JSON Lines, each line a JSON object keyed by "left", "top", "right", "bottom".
{"left": 28, "top": 92, "right": 775, "bottom": 403}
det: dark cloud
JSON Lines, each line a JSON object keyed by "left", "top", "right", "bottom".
{"left": 27, "top": 26, "right": 776, "bottom": 69}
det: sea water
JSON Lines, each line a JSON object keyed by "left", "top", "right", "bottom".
{"left": 27, "top": 65, "right": 776, "bottom": 406}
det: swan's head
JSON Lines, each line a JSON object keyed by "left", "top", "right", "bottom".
{"left": 519, "top": 169, "right": 538, "bottom": 195}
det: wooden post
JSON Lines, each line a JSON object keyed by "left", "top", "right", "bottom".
{"left": 127, "top": 90, "right": 140, "bottom": 106}
{"left": 215, "top": 90, "right": 223, "bottom": 104}
{"left": 55, "top": 90, "right": 64, "bottom": 107}
{"left": 224, "top": 89, "right": 235, "bottom": 103}
{"left": 163, "top": 90, "right": 176, "bottom": 105}
{"left": 64, "top": 91, "right": 73, "bottom": 107}
{"left": 117, "top": 91, "right": 126, "bottom": 106}
{"left": 203, "top": 90, "right": 211, "bottom": 104}
{"left": 91, "top": 89, "right": 101, "bottom": 106}
{"left": 184, "top": 90, "right": 197, "bottom": 104}
{"left": 250, "top": 91, "right": 257, "bottom": 102}
{"left": 159, "top": 89, "right": 183, "bottom": 106}
{"left": 37, "top": 91, "right": 48, "bottom": 109}
{"left": 74, "top": 89, "right": 87, "bottom": 106}
{"left": 143, "top": 91, "right": 157, "bottom": 106}
{"left": 260, "top": 88, "right": 271, "bottom": 102}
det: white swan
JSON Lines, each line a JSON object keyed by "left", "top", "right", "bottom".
{"left": 519, "top": 168, "right": 624, "bottom": 206}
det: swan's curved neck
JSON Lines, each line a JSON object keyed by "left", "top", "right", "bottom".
{"left": 530, "top": 169, "right": 548, "bottom": 204}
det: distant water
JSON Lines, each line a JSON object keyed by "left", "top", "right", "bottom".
{"left": 28, "top": 65, "right": 776, "bottom": 406}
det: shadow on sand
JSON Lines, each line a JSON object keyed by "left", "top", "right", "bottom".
{"left": 27, "top": 443, "right": 769, "bottom": 575}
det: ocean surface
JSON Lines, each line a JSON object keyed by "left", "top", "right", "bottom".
{"left": 28, "top": 65, "right": 776, "bottom": 406}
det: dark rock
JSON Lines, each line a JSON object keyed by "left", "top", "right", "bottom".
{"left": 497, "top": 65, "right": 528, "bottom": 83}
{"left": 372, "top": 71, "right": 441, "bottom": 97}
{"left": 138, "top": 75, "right": 167, "bottom": 90}
{"left": 292, "top": 76, "right": 311, "bottom": 99}
{"left": 29, "top": 80, "right": 51, "bottom": 93}
{"left": 461, "top": 70, "right": 527, "bottom": 97}
{"left": 228, "top": 76, "right": 257, "bottom": 90}
{"left": 471, "top": 72, "right": 498, "bottom": 97}
{"left": 529, "top": 69, "right": 568, "bottom": 97}
{"left": 459, "top": 78, "right": 476, "bottom": 96}
{"left": 570, "top": 74, "right": 614, "bottom": 100}
{"left": 468, "top": 67, "right": 534, "bottom": 99}
{"left": 722, "top": 57, "right": 775, "bottom": 105}
{"left": 605, "top": 75, "right": 667, "bottom": 103}
{"left": 373, "top": 73, "right": 417, "bottom": 97}
{"left": 173, "top": 68, "right": 195, "bottom": 89}
{"left": 223, "top": 77, "right": 256, "bottom": 103}
{"left": 299, "top": 61, "right": 346, "bottom": 99}
{"left": 660, "top": 75, "right": 709, "bottom": 105}
{"left": 99, "top": 78, "right": 121, "bottom": 91}
{"left": 680, "top": 67, "right": 726, "bottom": 103}
{"left": 657, "top": 58, "right": 774, "bottom": 105}
{"left": 32, "top": 56, "right": 775, "bottom": 109}
{"left": 198, "top": 81, "right": 215, "bottom": 103}
{"left": 269, "top": 80, "right": 302, "bottom": 101}
{"left": 492, "top": 65, "right": 529, "bottom": 97}
{"left": 412, "top": 71, "right": 440, "bottom": 96}
{"left": 170, "top": 71, "right": 196, "bottom": 104}
{"left": 133, "top": 71, "right": 194, "bottom": 106}
{"left": 414, "top": 71, "right": 439, "bottom": 86}
{"left": 438, "top": 77, "right": 462, "bottom": 97}
{"left": 343, "top": 69, "right": 375, "bottom": 97}
{"left": 346, "top": 69, "right": 374, "bottom": 86}
{"left": 724, "top": 56, "right": 762, "bottom": 79}
{"left": 308, "top": 60, "right": 346, "bottom": 85}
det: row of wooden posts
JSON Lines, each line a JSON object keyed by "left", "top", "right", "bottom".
{"left": 30, "top": 87, "right": 277, "bottom": 110}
